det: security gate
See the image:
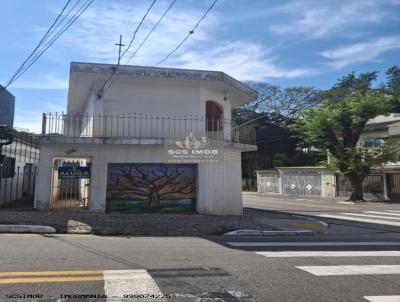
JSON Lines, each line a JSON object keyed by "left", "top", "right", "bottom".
{"left": 257, "top": 172, "right": 279, "bottom": 193}
{"left": 51, "top": 158, "right": 91, "bottom": 211}
{"left": 282, "top": 171, "right": 322, "bottom": 196}
{"left": 336, "top": 175, "right": 384, "bottom": 200}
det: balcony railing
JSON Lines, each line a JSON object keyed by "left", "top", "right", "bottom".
{"left": 41, "top": 113, "right": 256, "bottom": 145}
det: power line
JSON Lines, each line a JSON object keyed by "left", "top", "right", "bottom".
{"left": 105, "top": 0, "right": 177, "bottom": 90}
{"left": 126, "top": 0, "right": 177, "bottom": 66}
{"left": 0, "top": 0, "right": 76, "bottom": 94}
{"left": 120, "top": 0, "right": 157, "bottom": 60}
{"left": 3, "top": 0, "right": 73, "bottom": 90}
{"left": 99, "top": 0, "right": 158, "bottom": 94}
{"left": 155, "top": 0, "right": 218, "bottom": 66}
{"left": 6, "top": 0, "right": 94, "bottom": 88}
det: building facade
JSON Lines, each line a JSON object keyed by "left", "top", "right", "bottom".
{"left": 35, "top": 62, "right": 257, "bottom": 215}
{"left": 257, "top": 114, "right": 400, "bottom": 200}
{"left": 0, "top": 85, "right": 15, "bottom": 129}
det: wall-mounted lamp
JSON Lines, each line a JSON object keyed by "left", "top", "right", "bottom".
{"left": 223, "top": 91, "right": 227, "bottom": 101}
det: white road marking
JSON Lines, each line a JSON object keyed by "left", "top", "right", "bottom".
{"left": 227, "top": 241, "right": 400, "bottom": 247}
{"left": 341, "top": 213, "right": 400, "bottom": 220}
{"left": 256, "top": 251, "right": 400, "bottom": 258}
{"left": 103, "top": 269, "right": 165, "bottom": 301}
{"left": 317, "top": 214, "right": 400, "bottom": 227}
{"left": 387, "top": 210, "right": 400, "bottom": 213}
{"left": 366, "top": 211, "right": 400, "bottom": 217}
{"left": 296, "top": 265, "right": 400, "bottom": 276}
{"left": 364, "top": 296, "right": 400, "bottom": 302}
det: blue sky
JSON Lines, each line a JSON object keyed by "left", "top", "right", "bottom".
{"left": 1, "top": 0, "right": 400, "bottom": 132}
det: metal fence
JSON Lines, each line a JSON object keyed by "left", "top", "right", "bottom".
{"left": 0, "top": 129, "right": 40, "bottom": 209}
{"left": 41, "top": 113, "right": 256, "bottom": 145}
{"left": 336, "top": 174, "right": 384, "bottom": 200}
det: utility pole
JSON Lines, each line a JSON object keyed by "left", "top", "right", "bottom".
{"left": 115, "top": 35, "right": 125, "bottom": 65}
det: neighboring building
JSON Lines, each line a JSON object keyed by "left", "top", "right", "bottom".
{"left": 0, "top": 85, "right": 15, "bottom": 128}
{"left": 0, "top": 87, "right": 39, "bottom": 209}
{"left": 257, "top": 113, "right": 400, "bottom": 200}
{"left": 0, "top": 130, "right": 40, "bottom": 208}
{"left": 35, "top": 62, "right": 257, "bottom": 214}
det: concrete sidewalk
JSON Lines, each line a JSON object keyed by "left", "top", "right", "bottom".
{"left": 0, "top": 207, "right": 327, "bottom": 235}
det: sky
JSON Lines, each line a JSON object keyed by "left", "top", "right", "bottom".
{"left": 0, "top": 0, "right": 400, "bottom": 132}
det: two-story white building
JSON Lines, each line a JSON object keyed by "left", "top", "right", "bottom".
{"left": 34, "top": 62, "right": 257, "bottom": 215}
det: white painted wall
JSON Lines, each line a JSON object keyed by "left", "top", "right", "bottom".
{"left": 67, "top": 80, "right": 234, "bottom": 141}
{"left": 35, "top": 144, "right": 243, "bottom": 215}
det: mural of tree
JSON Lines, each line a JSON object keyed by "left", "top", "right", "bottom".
{"left": 107, "top": 164, "right": 196, "bottom": 209}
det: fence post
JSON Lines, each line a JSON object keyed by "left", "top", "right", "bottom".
{"left": 41, "top": 113, "right": 47, "bottom": 135}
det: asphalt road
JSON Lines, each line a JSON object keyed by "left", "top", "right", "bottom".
{"left": 0, "top": 195, "right": 400, "bottom": 302}
{"left": 244, "top": 193, "right": 400, "bottom": 234}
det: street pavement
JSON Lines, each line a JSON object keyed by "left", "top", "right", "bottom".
{"left": 244, "top": 193, "right": 400, "bottom": 234}
{"left": 0, "top": 194, "right": 400, "bottom": 301}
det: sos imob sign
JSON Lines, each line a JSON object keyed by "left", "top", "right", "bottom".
{"left": 166, "top": 133, "right": 221, "bottom": 163}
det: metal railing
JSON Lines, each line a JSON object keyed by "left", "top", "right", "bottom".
{"left": 41, "top": 113, "right": 256, "bottom": 145}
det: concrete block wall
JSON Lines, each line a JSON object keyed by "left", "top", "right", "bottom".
{"left": 34, "top": 144, "right": 243, "bottom": 215}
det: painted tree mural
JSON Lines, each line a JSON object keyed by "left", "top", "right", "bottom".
{"left": 106, "top": 164, "right": 196, "bottom": 211}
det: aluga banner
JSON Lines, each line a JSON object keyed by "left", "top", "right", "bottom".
{"left": 58, "top": 166, "right": 91, "bottom": 179}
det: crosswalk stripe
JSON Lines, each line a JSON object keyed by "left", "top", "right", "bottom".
{"left": 364, "top": 296, "right": 400, "bottom": 302}
{"left": 103, "top": 270, "right": 165, "bottom": 301}
{"left": 227, "top": 241, "right": 400, "bottom": 247}
{"left": 296, "top": 265, "right": 400, "bottom": 276}
{"left": 365, "top": 211, "right": 400, "bottom": 217}
{"left": 317, "top": 214, "right": 400, "bottom": 226}
{"left": 341, "top": 213, "right": 400, "bottom": 220}
{"left": 256, "top": 251, "right": 400, "bottom": 258}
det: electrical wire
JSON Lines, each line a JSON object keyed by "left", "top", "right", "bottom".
{"left": 7, "top": 0, "right": 94, "bottom": 87}
{"left": 2, "top": 0, "right": 73, "bottom": 90}
{"left": 155, "top": 0, "right": 218, "bottom": 66}
{"left": 105, "top": 0, "right": 177, "bottom": 90}
{"left": 119, "top": 0, "right": 157, "bottom": 60}
{"left": 100, "top": 0, "right": 158, "bottom": 93}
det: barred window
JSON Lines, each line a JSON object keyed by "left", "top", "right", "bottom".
{"left": 0, "top": 156, "right": 16, "bottom": 178}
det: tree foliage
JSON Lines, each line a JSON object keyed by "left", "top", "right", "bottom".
{"left": 291, "top": 70, "right": 399, "bottom": 200}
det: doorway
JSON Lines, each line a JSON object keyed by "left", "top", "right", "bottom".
{"left": 50, "top": 157, "right": 91, "bottom": 211}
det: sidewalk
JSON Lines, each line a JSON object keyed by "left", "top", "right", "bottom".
{"left": 0, "top": 208, "right": 326, "bottom": 236}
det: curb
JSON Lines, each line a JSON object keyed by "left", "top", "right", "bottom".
{"left": 224, "top": 229, "right": 315, "bottom": 236}
{"left": 0, "top": 224, "right": 56, "bottom": 234}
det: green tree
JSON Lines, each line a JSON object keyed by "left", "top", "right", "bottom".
{"left": 291, "top": 91, "right": 396, "bottom": 200}
{"left": 386, "top": 66, "right": 400, "bottom": 112}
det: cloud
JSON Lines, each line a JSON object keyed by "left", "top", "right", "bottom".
{"left": 58, "top": 1, "right": 313, "bottom": 81}
{"left": 11, "top": 74, "right": 68, "bottom": 90}
{"left": 269, "top": 0, "right": 399, "bottom": 39}
{"left": 174, "top": 41, "right": 315, "bottom": 80}
{"left": 14, "top": 101, "right": 66, "bottom": 133}
{"left": 320, "top": 36, "right": 400, "bottom": 68}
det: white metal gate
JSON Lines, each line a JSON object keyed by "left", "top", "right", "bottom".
{"left": 282, "top": 171, "right": 322, "bottom": 196}
{"left": 258, "top": 172, "right": 279, "bottom": 193}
